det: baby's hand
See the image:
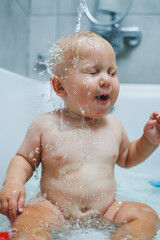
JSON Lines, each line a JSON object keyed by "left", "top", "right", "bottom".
{"left": 144, "top": 112, "right": 160, "bottom": 145}
{"left": 0, "top": 180, "right": 26, "bottom": 222}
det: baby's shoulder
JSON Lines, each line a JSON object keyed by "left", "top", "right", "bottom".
{"left": 107, "top": 114, "right": 123, "bottom": 127}
{"left": 106, "top": 114, "right": 127, "bottom": 138}
{"left": 29, "top": 112, "right": 57, "bottom": 130}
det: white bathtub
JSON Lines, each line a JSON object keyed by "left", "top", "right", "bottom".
{"left": 0, "top": 69, "right": 160, "bottom": 237}
{"left": 114, "top": 83, "right": 160, "bottom": 179}
{"left": 0, "top": 68, "right": 49, "bottom": 189}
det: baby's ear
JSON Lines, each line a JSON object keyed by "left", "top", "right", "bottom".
{"left": 50, "top": 76, "right": 66, "bottom": 97}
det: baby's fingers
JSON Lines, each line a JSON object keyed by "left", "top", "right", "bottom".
{"left": 1, "top": 200, "right": 9, "bottom": 217}
{"left": 147, "top": 112, "right": 159, "bottom": 128}
{"left": 156, "top": 115, "right": 160, "bottom": 123}
{"left": 17, "top": 191, "right": 26, "bottom": 214}
{"left": 8, "top": 198, "right": 18, "bottom": 221}
{"left": 150, "top": 112, "right": 159, "bottom": 120}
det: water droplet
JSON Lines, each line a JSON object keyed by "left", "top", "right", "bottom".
{"left": 72, "top": 56, "right": 79, "bottom": 68}
{"left": 35, "top": 147, "right": 40, "bottom": 154}
{"left": 42, "top": 193, "right": 47, "bottom": 198}
{"left": 118, "top": 201, "right": 122, "bottom": 206}
{"left": 29, "top": 151, "right": 34, "bottom": 158}
{"left": 34, "top": 168, "right": 39, "bottom": 180}
{"left": 80, "top": 107, "right": 85, "bottom": 115}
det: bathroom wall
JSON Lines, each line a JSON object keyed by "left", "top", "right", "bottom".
{"left": 117, "top": 0, "right": 160, "bottom": 84}
{"left": 0, "top": 0, "right": 160, "bottom": 84}
{"left": 28, "top": 0, "right": 92, "bottom": 80}
{"left": 0, "top": 0, "right": 30, "bottom": 76}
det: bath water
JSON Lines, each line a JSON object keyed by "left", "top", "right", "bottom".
{"left": 1, "top": 169, "right": 160, "bottom": 239}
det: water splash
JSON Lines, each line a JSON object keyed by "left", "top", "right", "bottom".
{"left": 47, "top": 43, "right": 63, "bottom": 76}
{"left": 33, "top": 167, "right": 39, "bottom": 180}
{"left": 51, "top": 219, "right": 115, "bottom": 240}
{"left": 75, "top": 0, "right": 86, "bottom": 33}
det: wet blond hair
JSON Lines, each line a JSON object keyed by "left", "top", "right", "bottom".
{"left": 47, "top": 30, "right": 107, "bottom": 76}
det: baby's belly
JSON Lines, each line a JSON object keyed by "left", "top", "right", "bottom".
{"left": 40, "top": 167, "right": 116, "bottom": 220}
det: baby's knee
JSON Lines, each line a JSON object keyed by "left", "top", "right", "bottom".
{"left": 140, "top": 204, "right": 159, "bottom": 229}
{"left": 125, "top": 202, "right": 159, "bottom": 224}
{"left": 11, "top": 197, "right": 65, "bottom": 239}
{"left": 111, "top": 201, "right": 159, "bottom": 227}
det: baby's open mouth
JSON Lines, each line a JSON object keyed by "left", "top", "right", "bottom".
{"left": 96, "top": 94, "right": 109, "bottom": 101}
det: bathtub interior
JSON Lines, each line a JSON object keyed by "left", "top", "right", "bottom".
{"left": 113, "top": 84, "right": 160, "bottom": 179}
{"left": 0, "top": 69, "right": 160, "bottom": 238}
{"left": 1, "top": 171, "right": 160, "bottom": 239}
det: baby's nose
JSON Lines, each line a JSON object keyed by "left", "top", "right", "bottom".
{"left": 99, "top": 74, "right": 111, "bottom": 88}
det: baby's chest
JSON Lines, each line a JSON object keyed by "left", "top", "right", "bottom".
{"left": 41, "top": 127, "right": 120, "bottom": 165}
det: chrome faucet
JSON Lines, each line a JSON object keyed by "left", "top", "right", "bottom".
{"left": 85, "top": 0, "right": 141, "bottom": 55}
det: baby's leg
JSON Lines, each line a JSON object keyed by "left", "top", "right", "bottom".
{"left": 11, "top": 197, "right": 66, "bottom": 240}
{"left": 104, "top": 200, "right": 159, "bottom": 240}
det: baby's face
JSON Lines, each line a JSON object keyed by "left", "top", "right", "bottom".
{"left": 62, "top": 38, "right": 119, "bottom": 119}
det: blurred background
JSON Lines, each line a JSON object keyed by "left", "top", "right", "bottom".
{"left": 0, "top": 0, "right": 160, "bottom": 84}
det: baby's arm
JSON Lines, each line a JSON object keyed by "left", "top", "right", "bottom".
{"left": 0, "top": 116, "right": 42, "bottom": 221}
{"left": 117, "top": 112, "right": 160, "bottom": 168}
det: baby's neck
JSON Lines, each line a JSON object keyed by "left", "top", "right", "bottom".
{"left": 60, "top": 108, "right": 105, "bottom": 127}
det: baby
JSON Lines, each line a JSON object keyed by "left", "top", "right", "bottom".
{"left": 0, "top": 31, "right": 160, "bottom": 240}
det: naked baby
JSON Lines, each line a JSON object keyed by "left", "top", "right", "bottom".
{"left": 0, "top": 31, "right": 160, "bottom": 240}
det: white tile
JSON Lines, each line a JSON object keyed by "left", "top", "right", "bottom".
{"left": 99, "top": 0, "right": 127, "bottom": 13}
{"left": 16, "top": 0, "right": 30, "bottom": 13}
{"left": 117, "top": 15, "right": 160, "bottom": 84}
{"left": 130, "top": 0, "right": 160, "bottom": 14}
{"left": 59, "top": 0, "right": 78, "bottom": 14}
{"left": 0, "top": 0, "right": 29, "bottom": 76}
{"left": 81, "top": 14, "right": 93, "bottom": 31}
{"left": 59, "top": 0, "right": 97, "bottom": 15}
{"left": 57, "top": 14, "right": 92, "bottom": 39}
{"left": 31, "top": 0, "right": 58, "bottom": 15}
{"left": 29, "top": 16, "right": 57, "bottom": 78}
{"left": 58, "top": 15, "right": 78, "bottom": 38}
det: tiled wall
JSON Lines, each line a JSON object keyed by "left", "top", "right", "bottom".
{"left": 117, "top": 0, "right": 160, "bottom": 84}
{"left": 29, "top": 0, "right": 91, "bottom": 80}
{"left": 1, "top": 0, "right": 160, "bottom": 84}
{"left": 0, "top": 0, "right": 30, "bottom": 76}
